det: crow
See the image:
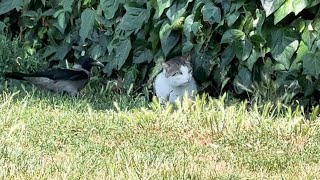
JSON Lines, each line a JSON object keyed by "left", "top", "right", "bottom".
{"left": 4, "top": 56, "right": 104, "bottom": 95}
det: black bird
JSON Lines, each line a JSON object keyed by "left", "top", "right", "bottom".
{"left": 4, "top": 56, "right": 104, "bottom": 95}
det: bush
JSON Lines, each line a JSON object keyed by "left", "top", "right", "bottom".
{"left": 1, "top": 0, "right": 320, "bottom": 105}
{"left": 0, "top": 29, "right": 43, "bottom": 78}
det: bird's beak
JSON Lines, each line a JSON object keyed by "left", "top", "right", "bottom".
{"left": 92, "top": 61, "right": 104, "bottom": 67}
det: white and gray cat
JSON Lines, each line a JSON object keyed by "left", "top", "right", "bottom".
{"left": 154, "top": 54, "right": 198, "bottom": 104}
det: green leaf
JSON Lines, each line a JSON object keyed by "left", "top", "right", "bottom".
{"left": 182, "top": 41, "right": 193, "bottom": 53}
{"left": 57, "top": 12, "right": 66, "bottom": 34}
{"left": 79, "top": 9, "right": 96, "bottom": 43}
{"left": 155, "top": 0, "right": 173, "bottom": 19}
{"left": 100, "top": 0, "right": 123, "bottom": 19}
{"left": 183, "top": 17, "right": 192, "bottom": 38}
{"left": 53, "top": 9, "right": 64, "bottom": 18}
{"left": 303, "top": 52, "right": 320, "bottom": 77}
{"left": 260, "top": 0, "right": 285, "bottom": 17}
{"left": 201, "top": 1, "right": 221, "bottom": 24}
{"left": 212, "top": 66, "right": 230, "bottom": 87}
{"left": 133, "top": 49, "right": 153, "bottom": 64}
{"left": 50, "top": 41, "right": 71, "bottom": 61}
{"left": 269, "top": 28, "right": 299, "bottom": 69}
{"left": 115, "top": 39, "right": 132, "bottom": 69}
{"left": 245, "top": 48, "right": 259, "bottom": 71}
{"left": 221, "top": 29, "right": 245, "bottom": 44}
{"left": 233, "top": 37, "right": 252, "bottom": 61}
{"left": 250, "top": 34, "right": 266, "bottom": 48}
{"left": 193, "top": 52, "right": 217, "bottom": 82}
{"left": 42, "top": 9, "right": 56, "bottom": 16}
{"left": 233, "top": 66, "right": 253, "bottom": 94}
{"left": 273, "top": 0, "right": 294, "bottom": 24}
{"left": 242, "top": 12, "right": 254, "bottom": 35}
{"left": 0, "top": 0, "right": 23, "bottom": 15}
{"left": 219, "top": 0, "right": 231, "bottom": 15}
{"left": 22, "top": 10, "right": 39, "bottom": 18}
{"left": 191, "top": 22, "right": 201, "bottom": 35}
{"left": 290, "top": 41, "right": 308, "bottom": 72}
{"left": 166, "top": 0, "right": 192, "bottom": 23}
{"left": 292, "top": 0, "right": 316, "bottom": 15}
{"left": 159, "top": 21, "right": 180, "bottom": 56}
{"left": 253, "top": 9, "right": 266, "bottom": 34}
{"left": 229, "top": 0, "right": 245, "bottom": 13}
{"left": 0, "top": 21, "right": 6, "bottom": 33}
{"left": 273, "top": 63, "right": 286, "bottom": 71}
{"left": 102, "top": 52, "right": 117, "bottom": 76}
{"left": 171, "top": 16, "right": 185, "bottom": 30}
{"left": 123, "top": 65, "right": 139, "bottom": 88}
{"left": 149, "top": 26, "right": 160, "bottom": 51}
{"left": 274, "top": 0, "right": 316, "bottom": 24}
{"left": 37, "top": 27, "right": 47, "bottom": 39}
{"left": 52, "top": 13, "right": 65, "bottom": 33}
{"left": 276, "top": 41, "right": 299, "bottom": 70}
{"left": 301, "top": 25, "right": 317, "bottom": 49}
{"left": 98, "top": 35, "right": 110, "bottom": 53}
{"left": 116, "top": 6, "right": 150, "bottom": 34}
{"left": 226, "top": 10, "right": 240, "bottom": 27}
{"left": 292, "top": 19, "right": 306, "bottom": 33}
{"left": 221, "top": 45, "right": 235, "bottom": 67}
{"left": 299, "top": 76, "right": 314, "bottom": 96}
{"left": 41, "top": 45, "right": 57, "bottom": 59}
{"left": 90, "top": 44, "right": 103, "bottom": 60}
{"left": 183, "top": 15, "right": 200, "bottom": 41}
{"left": 60, "top": 0, "right": 74, "bottom": 12}
{"left": 310, "top": 0, "right": 320, "bottom": 7}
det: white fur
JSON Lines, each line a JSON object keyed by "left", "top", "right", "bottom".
{"left": 154, "top": 65, "right": 198, "bottom": 104}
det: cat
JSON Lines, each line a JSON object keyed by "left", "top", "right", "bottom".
{"left": 154, "top": 54, "right": 198, "bottom": 104}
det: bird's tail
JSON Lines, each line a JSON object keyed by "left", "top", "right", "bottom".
{"left": 4, "top": 72, "right": 28, "bottom": 80}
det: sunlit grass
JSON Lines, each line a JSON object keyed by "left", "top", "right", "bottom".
{"left": 0, "top": 88, "right": 320, "bottom": 179}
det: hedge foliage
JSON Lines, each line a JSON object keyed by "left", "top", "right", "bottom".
{"left": 1, "top": 0, "right": 320, "bottom": 105}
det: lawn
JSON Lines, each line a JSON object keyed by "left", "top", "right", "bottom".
{"left": 0, "top": 88, "right": 320, "bottom": 179}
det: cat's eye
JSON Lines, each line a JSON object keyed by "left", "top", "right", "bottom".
{"left": 173, "top": 72, "right": 183, "bottom": 76}
{"left": 189, "top": 70, "right": 193, "bottom": 74}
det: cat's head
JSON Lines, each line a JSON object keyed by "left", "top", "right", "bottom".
{"left": 162, "top": 54, "right": 193, "bottom": 86}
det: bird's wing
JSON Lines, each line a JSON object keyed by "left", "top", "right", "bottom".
{"left": 28, "top": 68, "right": 89, "bottom": 81}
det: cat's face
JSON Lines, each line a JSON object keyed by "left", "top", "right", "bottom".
{"left": 162, "top": 55, "right": 193, "bottom": 86}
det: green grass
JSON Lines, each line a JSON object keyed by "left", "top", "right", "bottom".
{"left": 1, "top": 88, "right": 320, "bottom": 179}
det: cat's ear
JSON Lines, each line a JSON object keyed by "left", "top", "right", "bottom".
{"left": 183, "top": 53, "right": 192, "bottom": 62}
{"left": 162, "top": 62, "right": 169, "bottom": 69}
